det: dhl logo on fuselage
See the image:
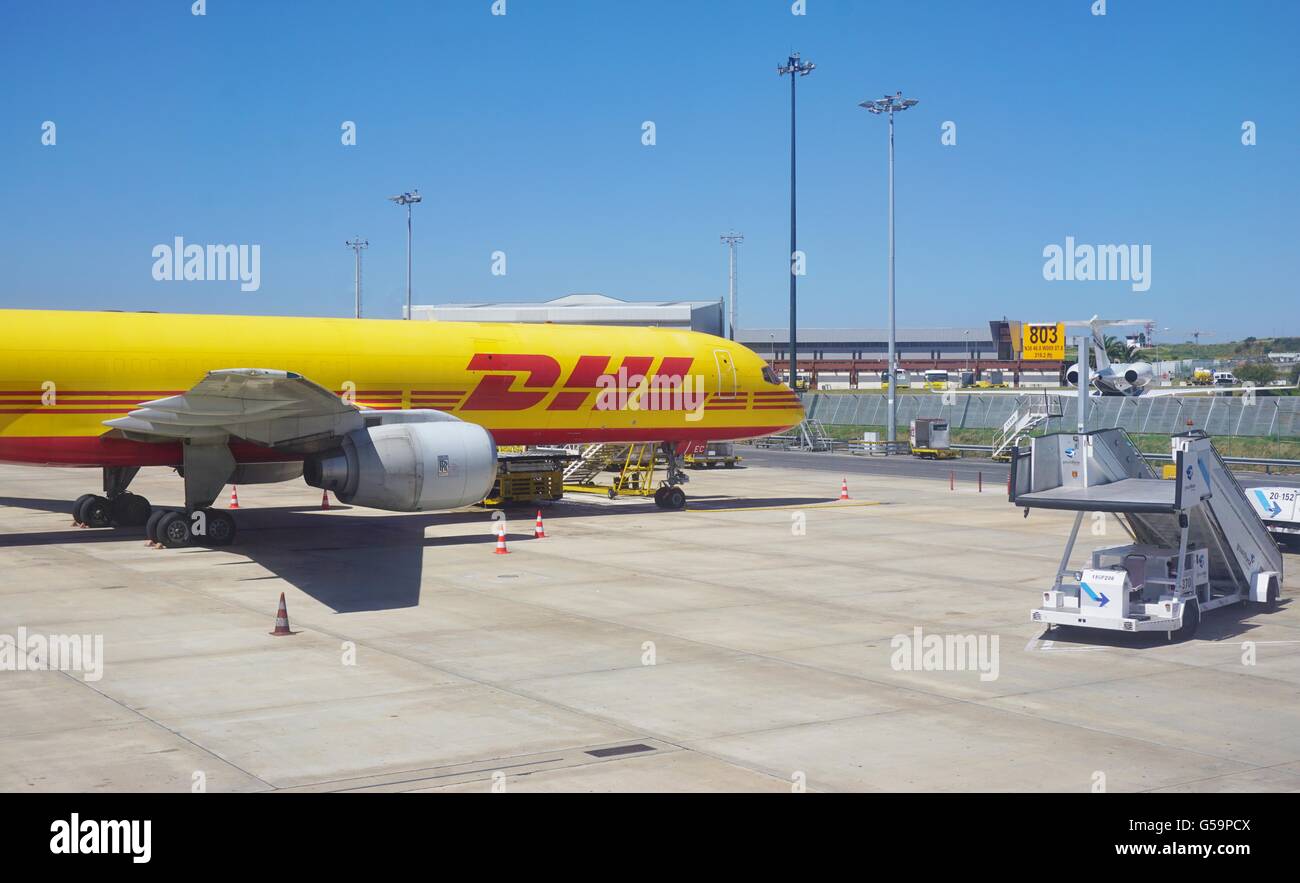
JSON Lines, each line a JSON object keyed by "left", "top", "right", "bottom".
{"left": 460, "top": 353, "right": 706, "bottom": 412}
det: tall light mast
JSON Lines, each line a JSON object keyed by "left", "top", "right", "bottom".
{"left": 720, "top": 231, "right": 744, "bottom": 340}
{"left": 346, "top": 237, "right": 368, "bottom": 319}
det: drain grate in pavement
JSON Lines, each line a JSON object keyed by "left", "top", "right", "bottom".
{"left": 585, "top": 743, "right": 656, "bottom": 759}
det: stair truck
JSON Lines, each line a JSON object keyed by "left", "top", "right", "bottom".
{"left": 1009, "top": 429, "right": 1283, "bottom": 640}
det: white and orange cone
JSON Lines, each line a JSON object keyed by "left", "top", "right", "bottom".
{"left": 839, "top": 477, "right": 850, "bottom": 501}
{"left": 494, "top": 522, "right": 511, "bottom": 555}
{"left": 270, "top": 592, "right": 294, "bottom": 636}
{"left": 321, "top": 489, "right": 331, "bottom": 510}
{"left": 228, "top": 486, "right": 240, "bottom": 509}
{"left": 534, "top": 509, "right": 547, "bottom": 539}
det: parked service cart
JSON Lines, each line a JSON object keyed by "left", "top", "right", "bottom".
{"left": 1247, "top": 486, "right": 1300, "bottom": 545}
{"left": 910, "top": 418, "right": 958, "bottom": 460}
{"left": 1009, "top": 429, "right": 1283, "bottom": 640}
{"left": 684, "top": 441, "right": 741, "bottom": 469}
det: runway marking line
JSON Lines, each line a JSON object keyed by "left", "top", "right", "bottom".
{"left": 684, "top": 500, "right": 885, "bottom": 513}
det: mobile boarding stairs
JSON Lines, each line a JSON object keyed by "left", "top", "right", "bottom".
{"left": 1010, "top": 429, "right": 1283, "bottom": 639}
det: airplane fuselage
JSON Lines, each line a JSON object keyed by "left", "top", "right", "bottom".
{"left": 0, "top": 310, "right": 804, "bottom": 467}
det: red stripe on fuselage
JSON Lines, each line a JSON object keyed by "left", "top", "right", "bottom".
{"left": 0, "top": 424, "right": 795, "bottom": 467}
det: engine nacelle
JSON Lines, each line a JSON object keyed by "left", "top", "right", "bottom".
{"left": 303, "top": 421, "right": 497, "bottom": 512}
{"left": 1065, "top": 363, "right": 1080, "bottom": 386}
{"left": 230, "top": 462, "right": 303, "bottom": 485}
{"left": 1120, "top": 362, "right": 1153, "bottom": 387}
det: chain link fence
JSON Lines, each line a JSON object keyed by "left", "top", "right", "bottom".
{"left": 803, "top": 392, "right": 1300, "bottom": 438}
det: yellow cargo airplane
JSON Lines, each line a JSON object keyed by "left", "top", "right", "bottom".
{"left": 0, "top": 309, "right": 803, "bottom": 547}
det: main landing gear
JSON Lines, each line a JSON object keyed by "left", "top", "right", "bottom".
{"left": 653, "top": 442, "right": 690, "bottom": 511}
{"left": 144, "top": 508, "right": 237, "bottom": 548}
{"left": 70, "top": 464, "right": 239, "bottom": 548}
{"left": 71, "top": 467, "right": 152, "bottom": 528}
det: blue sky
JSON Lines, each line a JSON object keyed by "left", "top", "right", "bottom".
{"left": 1, "top": 0, "right": 1296, "bottom": 341}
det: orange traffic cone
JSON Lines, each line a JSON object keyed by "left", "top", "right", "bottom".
{"left": 840, "top": 477, "right": 850, "bottom": 500}
{"left": 494, "top": 522, "right": 511, "bottom": 555}
{"left": 228, "top": 486, "right": 240, "bottom": 509}
{"left": 534, "top": 509, "right": 547, "bottom": 539}
{"left": 270, "top": 592, "right": 294, "bottom": 636}
{"left": 321, "top": 489, "right": 331, "bottom": 510}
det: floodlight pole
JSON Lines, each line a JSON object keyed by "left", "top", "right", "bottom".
{"left": 778, "top": 53, "right": 814, "bottom": 388}
{"left": 1076, "top": 334, "right": 1091, "bottom": 433}
{"left": 346, "top": 237, "right": 368, "bottom": 319}
{"left": 388, "top": 190, "right": 422, "bottom": 318}
{"left": 861, "top": 92, "right": 918, "bottom": 442}
{"left": 720, "top": 232, "right": 744, "bottom": 340}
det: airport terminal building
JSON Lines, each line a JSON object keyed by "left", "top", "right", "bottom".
{"left": 410, "top": 298, "right": 1061, "bottom": 387}
{"left": 409, "top": 294, "right": 725, "bottom": 336}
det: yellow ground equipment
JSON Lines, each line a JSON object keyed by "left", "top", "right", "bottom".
{"left": 910, "top": 418, "right": 959, "bottom": 460}
{"left": 563, "top": 443, "right": 660, "bottom": 499}
{"left": 482, "top": 448, "right": 568, "bottom": 506}
{"left": 684, "top": 441, "right": 741, "bottom": 469}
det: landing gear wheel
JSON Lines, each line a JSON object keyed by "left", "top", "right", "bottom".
{"left": 653, "top": 486, "right": 669, "bottom": 508}
{"left": 663, "top": 486, "right": 687, "bottom": 511}
{"left": 72, "top": 494, "right": 96, "bottom": 524}
{"left": 1170, "top": 600, "right": 1200, "bottom": 642}
{"left": 156, "top": 511, "right": 193, "bottom": 549}
{"left": 110, "top": 493, "right": 152, "bottom": 527}
{"left": 145, "top": 509, "right": 168, "bottom": 544}
{"left": 203, "top": 509, "right": 237, "bottom": 547}
{"left": 82, "top": 495, "right": 114, "bottom": 528}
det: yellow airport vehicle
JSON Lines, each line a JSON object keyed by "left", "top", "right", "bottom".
{"left": 910, "top": 418, "right": 959, "bottom": 460}
{"left": 563, "top": 443, "right": 683, "bottom": 505}
{"left": 684, "top": 441, "right": 742, "bottom": 468}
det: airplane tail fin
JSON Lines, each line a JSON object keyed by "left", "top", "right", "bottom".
{"left": 1090, "top": 318, "right": 1111, "bottom": 371}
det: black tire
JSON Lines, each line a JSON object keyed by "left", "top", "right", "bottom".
{"left": 72, "top": 493, "right": 96, "bottom": 524}
{"left": 145, "top": 509, "right": 167, "bottom": 544}
{"left": 111, "top": 493, "right": 152, "bottom": 527}
{"left": 653, "top": 486, "right": 668, "bottom": 508}
{"left": 82, "top": 495, "right": 114, "bottom": 528}
{"left": 664, "top": 486, "right": 687, "bottom": 510}
{"left": 157, "top": 511, "right": 192, "bottom": 548}
{"left": 203, "top": 510, "right": 237, "bottom": 547}
{"left": 1171, "top": 600, "right": 1200, "bottom": 642}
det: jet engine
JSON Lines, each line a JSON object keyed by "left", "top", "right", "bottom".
{"left": 303, "top": 421, "right": 497, "bottom": 512}
{"left": 1119, "top": 361, "right": 1153, "bottom": 387}
{"left": 1065, "top": 363, "right": 1080, "bottom": 386}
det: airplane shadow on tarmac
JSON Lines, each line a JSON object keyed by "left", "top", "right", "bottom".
{"left": 0, "top": 493, "right": 836, "bottom": 614}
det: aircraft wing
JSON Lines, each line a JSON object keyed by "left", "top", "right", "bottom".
{"left": 103, "top": 368, "right": 366, "bottom": 450}
{"left": 1141, "top": 385, "right": 1298, "bottom": 397}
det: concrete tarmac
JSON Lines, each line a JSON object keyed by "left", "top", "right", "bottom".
{"left": 0, "top": 458, "right": 1297, "bottom": 792}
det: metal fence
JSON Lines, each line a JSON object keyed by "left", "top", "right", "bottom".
{"left": 803, "top": 392, "right": 1300, "bottom": 438}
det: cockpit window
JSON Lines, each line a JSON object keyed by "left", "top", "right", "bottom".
{"left": 762, "top": 366, "right": 779, "bottom": 385}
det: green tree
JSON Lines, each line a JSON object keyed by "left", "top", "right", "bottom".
{"left": 1102, "top": 335, "right": 1130, "bottom": 363}
{"left": 1236, "top": 362, "right": 1277, "bottom": 386}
